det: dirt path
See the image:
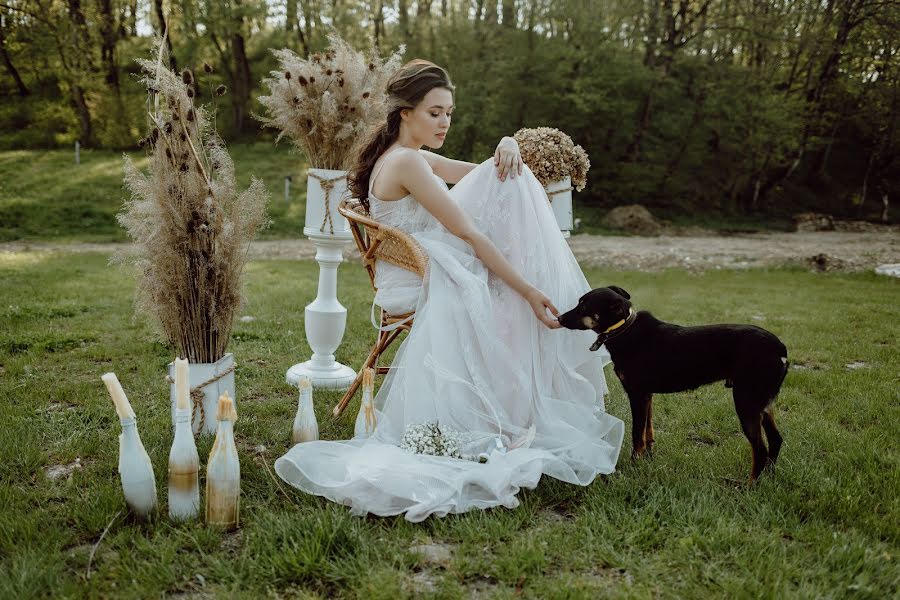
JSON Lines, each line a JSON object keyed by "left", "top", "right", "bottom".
{"left": 2, "top": 231, "right": 897, "bottom": 272}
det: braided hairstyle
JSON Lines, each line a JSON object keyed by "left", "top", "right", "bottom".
{"left": 348, "top": 59, "right": 454, "bottom": 212}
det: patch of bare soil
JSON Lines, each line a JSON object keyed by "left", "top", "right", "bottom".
{"left": 2, "top": 230, "right": 897, "bottom": 272}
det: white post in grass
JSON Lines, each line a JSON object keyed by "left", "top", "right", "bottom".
{"left": 285, "top": 168, "right": 356, "bottom": 390}
{"left": 75, "top": 141, "right": 80, "bottom": 165}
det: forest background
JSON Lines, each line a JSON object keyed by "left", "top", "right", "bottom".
{"left": 1, "top": 0, "right": 898, "bottom": 225}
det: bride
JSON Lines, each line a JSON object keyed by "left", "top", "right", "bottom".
{"left": 276, "top": 59, "right": 624, "bottom": 522}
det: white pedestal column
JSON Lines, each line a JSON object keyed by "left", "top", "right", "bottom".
{"left": 286, "top": 168, "right": 356, "bottom": 390}
{"left": 546, "top": 176, "right": 573, "bottom": 238}
{"left": 286, "top": 229, "right": 356, "bottom": 389}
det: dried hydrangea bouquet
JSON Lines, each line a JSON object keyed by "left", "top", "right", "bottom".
{"left": 118, "top": 44, "right": 269, "bottom": 434}
{"left": 257, "top": 34, "right": 404, "bottom": 390}
{"left": 513, "top": 127, "right": 591, "bottom": 237}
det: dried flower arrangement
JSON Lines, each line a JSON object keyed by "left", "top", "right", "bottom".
{"left": 257, "top": 33, "right": 405, "bottom": 169}
{"left": 513, "top": 127, "right": 591, "bottom": 192}
{"left": 118, "top": 44, "right": 269, "bottom": 364}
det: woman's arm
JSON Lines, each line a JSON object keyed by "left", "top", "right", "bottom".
{"left": 420, "top": 136, "right": 525, "bottom": 184}
{"left": 395, "top": 151, "right": 560, "bottom": 329}
{"left": 418, "top": 149, "right": 476, "bottom": 184}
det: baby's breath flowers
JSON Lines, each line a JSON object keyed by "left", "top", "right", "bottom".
{"left": 257, "top": 33, "right": 404, "bottom": 169}
{"left": 400, "top": 422, "right": 464, "bottom": 459}
{"left": 117, "top": 42, "right": 269, "bottom": 364}
{"left": 513, "top": 127, "right": 591, "bottom": 192}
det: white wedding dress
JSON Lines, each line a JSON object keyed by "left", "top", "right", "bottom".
{"left": 275, "top": 155, "right": 624, "bottom": 522}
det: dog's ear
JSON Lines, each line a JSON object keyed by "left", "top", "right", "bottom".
{"left": 608, "top": 286, "right": 631, "bottom": 300}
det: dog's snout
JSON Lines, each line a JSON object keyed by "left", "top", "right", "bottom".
{"left": 558, "top": 306, "right": 588, "bottom": 330}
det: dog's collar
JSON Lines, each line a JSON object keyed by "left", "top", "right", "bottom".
{"left": 590, "top": 309, "right": 636, "bottom": 351}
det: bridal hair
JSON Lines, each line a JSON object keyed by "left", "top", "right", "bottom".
{"left": 348, "top": 59, "right": 454, "bottom": 211}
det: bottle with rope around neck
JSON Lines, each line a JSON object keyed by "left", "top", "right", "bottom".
{"left": 206, "top": 391, "right": 240, "bottom": 530}
{"left": 168, "top": 357, "right": 200, "bottom": 521}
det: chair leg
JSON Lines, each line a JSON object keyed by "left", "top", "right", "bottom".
{"left": 331, "top": 312, "right": 411, "bottom": 418}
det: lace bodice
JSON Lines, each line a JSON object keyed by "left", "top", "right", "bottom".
{"left": 368, "top": 152, "right": 446, "bottom": 314}
{"left": 367, "top": 147, "right": 446, "bottom": 235}
{"left": 370, "top": 193, "right": 438, "bottom": 235}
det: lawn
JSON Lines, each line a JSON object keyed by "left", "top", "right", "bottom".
{"left": 0, "top": 146, "right": 792, "bottom": 244}
{"left": 0, "top": 144, "right": 309, "bottom": 243}
{"left": 1, "top": 252, "right": 898, "bottom": 598}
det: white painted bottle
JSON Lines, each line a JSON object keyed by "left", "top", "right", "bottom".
{"left": 101, "top": 372, "right": 157, "bottom": 519}
{"left": 292, "top": 376, "right": 318, "bottom": 444}
{"left": 206, "top": 391, "right": 240, "bottom": 530}
{"left": 168, "top": 357, "right": 200, "bottom": 521}
{"left": 354, "top": 367, "right": 377, "bottom": 439}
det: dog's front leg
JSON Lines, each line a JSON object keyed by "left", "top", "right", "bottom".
{"left": 628, "top": 392, "right": 651, "bottom": 459}
{"left": 644, "top": 395, "right": 655, "bottom": 457}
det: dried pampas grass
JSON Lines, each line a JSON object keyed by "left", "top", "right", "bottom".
{"left": 117, "top": 42, "right": 269, "bottom": 364}
{"left": 257, "top": 33, "right": 404, "bottom": 169}
{"left": 514, "top": 127, "right": 591, "bottom": 192}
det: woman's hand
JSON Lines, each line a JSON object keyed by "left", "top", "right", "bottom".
{"left": 494, "top": 136, "right": 524, "bottom": 182}
{"left": 525, "top": 287, "right": 561, "bottom": 329}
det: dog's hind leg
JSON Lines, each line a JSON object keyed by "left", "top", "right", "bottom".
{"left": 629, "top": 392, "right": 651, "bottom": 459}
{"left": 761, "top": 407, "right": 782, "bottom": 466}
{"left": 733, "top": 389, "right": 769, "bottom": 484}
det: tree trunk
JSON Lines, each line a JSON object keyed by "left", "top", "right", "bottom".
{"left": 299, "top": 0, "right": 314, "bottom": 49}
{"left": 398, "top": 0, "right": 410, "bottom": 41}
{"left": 128, "top": 0, "right": 138, "bottom": 36}
{"left": 373, "top": 0, "right": 384, "bottom": 48}
{"left": 484, "top": 0, "right": 497, "bottom": 25}
{"left": 858, "top": 148, "right": 876, "bottom": 215}
{"left": 656, "top": 79, "right": 706, "bottom": 192}
{"left": 501, "top": 0, "right": 515, "bottom": 27}
{"left": 286, "top": 0, "right": 296, "bottom": 31}
{"left": 0, "top": 11, "right": 29, "bottom": 96}
{"left": 67, "top": 0, "right": 90, "bottom": 45}
{"left": 416, "top": 0, "right": 433, "bottom": 24}
{"left": 72, "top": 83, "right": 93, "bottom": 146}
{"left": 643, "top": 0, "right": 661, "bottom": 67}
{"left": 98, "top": 0, "right": 120, "bottom": 90}
{"left": 230, "top": 30, "right": 252, "bottom": 134}
{"left": 779, "top": 1, "right": 862, "bottom": 184}
{"left": 628, "top": 0, "right": 664, "bottom": 162}
{"left": 154, "top": 0, "right": 177, "bottom": 70}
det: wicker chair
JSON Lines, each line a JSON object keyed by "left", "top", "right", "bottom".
{"left": 332, "top": 198, "right": 429, "bottom": 417}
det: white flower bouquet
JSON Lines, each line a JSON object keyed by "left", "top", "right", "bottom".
{"left": 399, "top": 422, "right": 464, "bottom": 459}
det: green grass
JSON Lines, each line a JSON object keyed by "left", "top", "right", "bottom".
{"left": 1, "top": 252, "right": 898, "bottom": 598}
{"left": 0, "top": 144, "right": 310, "bottom": 243}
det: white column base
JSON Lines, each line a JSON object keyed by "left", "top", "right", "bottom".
{"left": 286, "top": 360, "right": 357, "bottom": 390}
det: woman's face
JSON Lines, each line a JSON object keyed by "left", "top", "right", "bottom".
{"left": 401, "top": 87, "right": 454, "bottom": 149}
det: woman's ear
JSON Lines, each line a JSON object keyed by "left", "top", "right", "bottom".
{"left": 400, "top": 108, "right": 410, "bottom": 121}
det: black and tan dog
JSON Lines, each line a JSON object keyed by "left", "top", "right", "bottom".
{"left": 558, "top": 286, "right": 788, "bottom": 484}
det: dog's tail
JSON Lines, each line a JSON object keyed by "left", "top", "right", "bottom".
{"left": 779, "top": 355, "right": 789, "bottom": 386}
{"left": 764, "top": 355, "right": 789, "bottom": 408}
